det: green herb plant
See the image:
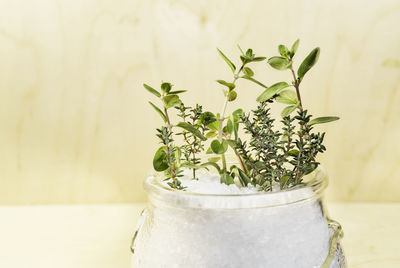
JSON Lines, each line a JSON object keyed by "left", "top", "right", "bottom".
{"left": 144, "top": 40, "right": 339, "bottom": 191}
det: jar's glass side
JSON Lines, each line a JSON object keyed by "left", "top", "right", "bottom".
{"left": 132, "top": 166, "right": 346, "bottom": 268}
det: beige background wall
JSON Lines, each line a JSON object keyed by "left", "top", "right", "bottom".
{"left": 0, "top": 0, "right": 399, "bottom": 205}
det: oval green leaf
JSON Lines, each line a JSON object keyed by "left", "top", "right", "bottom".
{"left": 276, "top": 90, "right": 298, "bottom": 104}
{"left": 210, "top": 140, "right": 228, "bottom": 154}
{"left": 243, "top": 67, "right": 254, "bottom": 77}
{"left": 281, "top": 105, "right": 298, "bottom": 117}
{"left": 143, "top": 83, "right": 161, "bottom": 98}
{"left": 257, "top": 82, "right": 290, "bottom": 103}
{"left": 308, "top": 116, "right": 340, "bottom": 126}
{"left": 217, "top": 48, "right": 236, "bottom": 73}
{"left": 153, "top": 146, "right": 169, "bottom": 171}
{"left": 268, "top": 56, "right": 291, "bottom": 70}
{"left": 175, "top": 122, "right": 207, "bottom": 141}
{"left": 297, "top": 47, "right": 320, "bottom": 80}
{"left": 148, "top": 101, "right": 167, "bottom": 123}
{"left": 163, "top": 94, "right": 181, "bottom": 109}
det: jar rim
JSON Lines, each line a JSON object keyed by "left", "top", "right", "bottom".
{"left": 144, "top": 166, "right": 328, "bottom": 209}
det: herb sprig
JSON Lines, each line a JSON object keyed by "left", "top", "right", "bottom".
{"left": 144, "top": 39, "right": 339, "bottom": 191}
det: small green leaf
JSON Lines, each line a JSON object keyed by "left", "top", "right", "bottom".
{"left": 278, "top": 45, "right": 290, "bottom": 58}
{"left": 237, "top": 44, "right": 245, "bottom": 56}
{"left": 220, "top": 172, "right": 234, "bottom": 185}
{"left": 304, "top": 163, "right": 318, "bottom": 175}
{"left": 211, "top": 140, "right": 228, "bottom": 154}
{"left": 143, "top": 84, "right": 161, "bottom": 98}
{"left": 217, "top": 48, "right": 236, "bottom": 73}
{"left": 308, "top": 116, "right": 340, "bottom": 126}
{"left": 276, "top": 90, "right": 298, "bottom": 104}
{"left": 163, "top": 95, "right": 181, "bottom": 109}
{"left": 208, "top": 157, "right": 220, "bottom": 163}
{"left": 281, "top": 105, "right": 297, "bottom": 117}
{"left": 153, "top": 146, "right": 168, "bottom": 171}
{"left": 243, "top": 67, "right": 254, "bottom": 77}
{"left": 252, "top": 56, "right": 267, "bottom": 62}
{"left": 148, "top": 101, "right": 167, "bottom": 123}
{"left": 297, "top": 47, "right": 320, "bottom": 81}
{"left": 199, "top": 111, "right": 216, "bottom": 126}
{"left": 288, "top": 149, "right": 299, "bottom": 157}
{"left": 205, "top": 131, "right": 217, "bottom": 138}
{"left": 241, "top": 75, "right": 268, "bottom": 88}
{"left": 246, "top": 48, "right": 253, "bottom": 57}
{"left": 206, "top": 120, "right": 219, "bottom": 132}
{"left": 227, "top": 90, "right": 237, "bottom": 101}
{"left": 232, "top": 109, "right": 243, "bottom": 121}
{"left": 175, "top": 122, "right": 207, "bottom": 141}
{"left": 168, "top": 90, "right": 187, "bottom": 94}
{"left": 225, "top": 119, "right": 233, "bottom": 134}
{"left": 217, "top": 80, "right": 236, "bottom": 90}
{"left": 201, "top": 162, "right": 221, "bottom": 173}
{"left": 161, "top": 82, "right": 172, "bottom": 93}
{"left": 268, "top": 56, "right": 291, "bottom": 70}
{"left": 257, "top": 82, "right": 290, "bottom": 102}
{"left": 206, "top": 146, "right": 213, "bottom": 154}
{"left": 291, "top": 39, "right": 300, "bottom": 56}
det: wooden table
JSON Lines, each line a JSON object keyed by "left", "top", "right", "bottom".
{"left": 0, "top": 203, "right": 399, "bottom": 267}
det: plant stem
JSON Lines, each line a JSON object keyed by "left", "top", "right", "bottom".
{"left": 164, "top": 107, "right": 176, "bottom": 181}
{"left": 289, "top": 66, "right": 304, "bottom": 184}
{"left": 218, "top": 64, "right": 245, "bottom": 173}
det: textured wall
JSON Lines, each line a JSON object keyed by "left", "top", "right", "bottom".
{"left": 0, "top": 0, "right": 399, "bottom": 204}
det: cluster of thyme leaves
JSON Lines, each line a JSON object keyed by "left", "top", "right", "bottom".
{"left": 144, "top": 39, "right": 339, "bottom": 191}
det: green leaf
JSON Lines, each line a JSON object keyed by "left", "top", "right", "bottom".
{"left": 217, "top": 80, "right": 236, "bottom": 90}
{"left": 206, "top": 120, "right": 219, "bottom": 131}
{"left": 297, "top": 47, "right": 320, "bottom": 81}
{"left": 226, "top": 119, "right": 233, "bottom": 134}
{"left": 304, "top": 163, "right": 318, "bottom": 175}
{"left": 143, "top": 84, "right": 161, "bottom": 98}
{"left": 161, "top": 82, "right": 172, "bottom": 93}
{"left": 268, "top": 56, "right": 291, "bottom": 70}
{"left": 308, "top": 116, "right": 340, "bottom": 126}
{"left": 237, "top": 44, "right": 245, "bottom": 56}
{"left": 241, "top": 75, "right": 268, "bottom": 88}
{"left": 278, "top": 45, "right": 290, "bottom": 58}
{"left": 237, "top": 168, "right": 251, "bottom": 186}
{"left": 168, "top": 90, "right": 187, "bottom": 94}
{"left": 175, "top": 122, "right": 207, "bottom": 141}
{"left": 199, "top": 111, "right": 216, "bottom": 126}
{"left": 205, "top": 131, "right": 217, "bottom": 138}
{"left": 206, "top": 146, "right": 213, "bottom": 154}
{"left": 201, "top": 162, "right": 221, "bottom": 173}
{"left": 252, "top": 56, "right": 267, "bottom": 62}
{"left": 220, "top": 172, "right": 234, "bottom": 185}
{"left": 288, "top": 149, "right": 299, "bottom": 157}
{"left": 148, "top": 101, "right": 167, "bottom": 123}
{"left": 257, "top": 82, "right": 290, "bottom": 102}
{"left": 217, "top": 48, "right": 236, "bottom": 73}
{"left": 153, "top": 146, "right": 169, "bottom": 171}
{"left": 208, "top": 157, "right": 220, "bottom": 163}
{"left": 232, "top": 109, "right": 243, "bottom": 121}
{"left": 243, "top": 67, "right": 254, "bottom": 77}
{"left": 291, "top": 39, "right": 300, "bottom": 56}
{"left": 163, "top": 95, "right": 181, "bottom": 109}
{"left": 276, "top": 90, "right": 298, "bottom": 104}
{"left": 227, "top": 90, "right": 237, "bottom": 101}
{"left": 210, "top": 140, "right": 228, "bottom": 154}
{"left": 281, "top": 105, "right": 297, "bottom": 117}
{"left": 246, "top": 48, "right": 253, "bottom": 57}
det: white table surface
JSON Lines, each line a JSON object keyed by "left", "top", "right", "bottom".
{"left": 0, "top": 202, "right": 399, "bottom": 268}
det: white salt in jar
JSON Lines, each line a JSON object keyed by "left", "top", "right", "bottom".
{"left": 131, "top": 167, "right": 346, "bottom": 268}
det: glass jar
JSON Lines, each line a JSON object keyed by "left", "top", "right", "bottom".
{"left": 131, "top": 167, "right": 346, "bottom": 268}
